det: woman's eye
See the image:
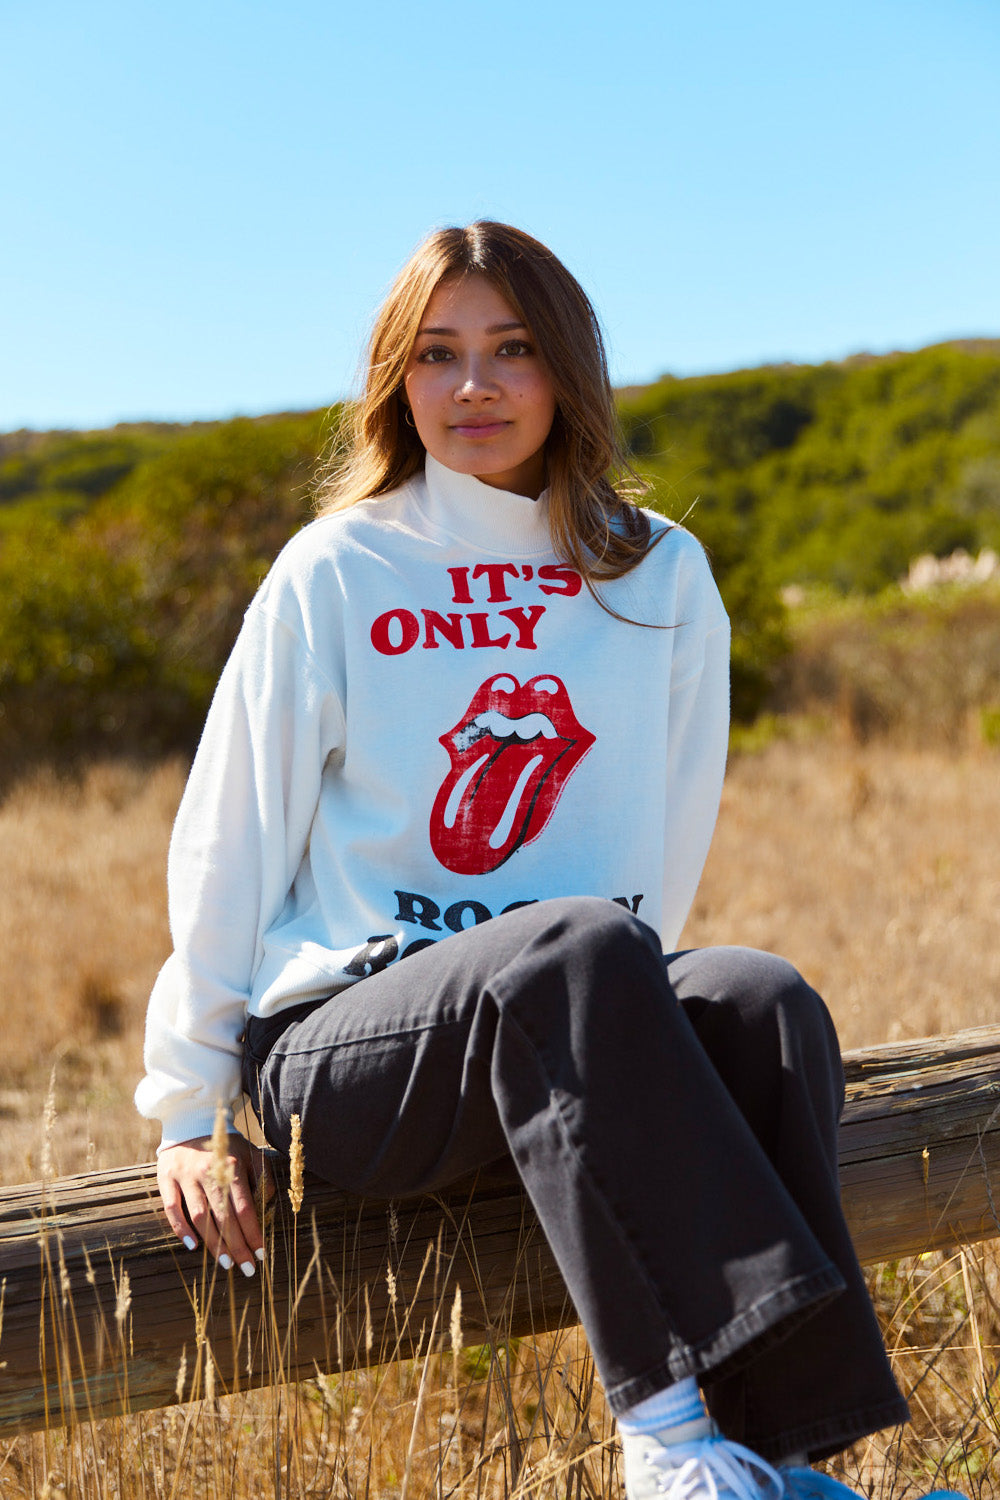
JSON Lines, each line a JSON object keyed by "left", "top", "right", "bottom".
{"left": 417, "top": 346, "right": 454, "bottom": 364}
{"left": 499, "top": 339, "right": 533, "bottom": 357}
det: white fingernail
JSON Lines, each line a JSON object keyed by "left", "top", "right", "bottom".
{"left": 254, "top": 1247, "right": 266, "bottom": 1262}
{"left": 240, "top": 1261, "right": 256, "bottom": 1278}
{"left": 219, "top": 1253, "right": 233, "bottom": 1271}
{"left": 183, "top": 1236, "right": 197, "bottom": 1251}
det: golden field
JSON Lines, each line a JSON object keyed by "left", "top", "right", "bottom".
{"left": 0, "top": 733, "right": 997, "bottom": 1497}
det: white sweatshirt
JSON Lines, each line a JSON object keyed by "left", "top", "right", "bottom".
{"left": 135, "top": 454, "right": 731, "bottom": 1148}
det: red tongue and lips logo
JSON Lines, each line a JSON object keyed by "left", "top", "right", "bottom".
{"left": 429, "top": 674, "right": 595, "bottom": 875}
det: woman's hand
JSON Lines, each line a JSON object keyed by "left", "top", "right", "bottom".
{"left": 157, "top": 1134, "right": 268, "bottom": 1276}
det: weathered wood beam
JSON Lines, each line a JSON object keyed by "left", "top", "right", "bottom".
{"left": 838, "top": 1024, "right": 1000, "bottom": 1261}
{"left": 0, "top": 1024, "right": 998, "bottom": 1437}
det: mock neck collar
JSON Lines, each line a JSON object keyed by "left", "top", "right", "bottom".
{"left": 416, "top": 454, "right": 552, "bottom": 556}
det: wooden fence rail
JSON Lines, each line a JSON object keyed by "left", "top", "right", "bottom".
{"left": 1, "top": 1024, "right": 998, "bottom": 1437}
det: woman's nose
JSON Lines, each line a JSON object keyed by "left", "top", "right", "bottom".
{"left": 454, "top": 358, "right": 498, "bottom": 401}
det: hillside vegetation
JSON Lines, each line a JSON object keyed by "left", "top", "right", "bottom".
{"left": 1, "top": 339, "right": 999, "bottom": 776}
{"left": 0, "top": 411, "right": 329, "bottom": 780}
{"left": 622, "top": 339, "right": 1000, "bottom": 588}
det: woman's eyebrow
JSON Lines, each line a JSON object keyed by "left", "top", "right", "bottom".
{"left": 415, "top": 321, "right": 528, "bottom": 337}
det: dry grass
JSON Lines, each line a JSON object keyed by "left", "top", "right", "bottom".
{"left": 3, "top": 1323, "right": 621, "bottom": 1500}
{"left": 0, "top": 759, "right": 184, "bottom": 1183}
{"left": 0, "top": 736, "right": 998, "bottom": 1498}
{"left": 770, "top": 584, "right": 1000, "bottom": 749}
{"left": 687, "top": 733, "right": 1000, "bottom": 1050}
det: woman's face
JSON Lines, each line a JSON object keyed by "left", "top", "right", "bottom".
{"left": 402, "top": 273, "right": 557, "bottom": 499}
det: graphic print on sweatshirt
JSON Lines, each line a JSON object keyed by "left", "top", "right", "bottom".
{"left": 430, "top": 673, "right": 595, "bottom": 875}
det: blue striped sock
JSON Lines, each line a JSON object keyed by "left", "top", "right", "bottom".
{"left": 617, "top": 1376, "right": 708, "bottom": 1436}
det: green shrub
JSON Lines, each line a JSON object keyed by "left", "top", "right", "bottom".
{"left": 0, "top": 428, "right": 178, "bottom": 510}
{"left": 0, "top": 413, "right": 332, "bottom": 781}
{"left": 0, "top": 522, "right": 171, "bottom": 778}
{"left": 623, "top": 342, "right": 1000, "bottom": 598}
{"left": 101, "top": 412, "right": 330, "bottom": 708}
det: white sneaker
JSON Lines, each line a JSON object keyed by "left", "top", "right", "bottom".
{"left": 621, "top": 1423, "right": 785, "bottom": 1500}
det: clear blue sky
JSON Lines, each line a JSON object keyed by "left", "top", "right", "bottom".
{"left": 2, "top": 0, "right": 998, "bottom": 432}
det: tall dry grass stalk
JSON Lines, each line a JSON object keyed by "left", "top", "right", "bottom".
{"left": 0, "top": 739, "right": 998, "bottom": 1497}
{"left": 288, "top": 1115, "right": 304, "bottom": 1216}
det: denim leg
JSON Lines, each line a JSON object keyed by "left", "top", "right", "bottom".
{"left": 669, "top": 947, "right": 908, "bottom": 1460}
{"left": 244, "top": 896, "right": 902, "bottom": 1459}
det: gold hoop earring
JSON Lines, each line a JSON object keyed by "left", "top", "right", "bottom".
{"left": 403, "top": 407, "right": 416, "bottom": 429}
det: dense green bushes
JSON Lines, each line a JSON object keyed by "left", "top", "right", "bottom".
{"left": 626, "top": 342, "right": 1000, "bottom": 595}
{"left": 0, "top": 426, "right": 189, "bottom": 531}
{"left": 0, "top": 413, "right": 328, "bottom": 779}
{"left": 102, "top": 411, "right": 328, "bottom": 711}
{"left": 621, "top": 341, "right": 1000, "bottom": 719}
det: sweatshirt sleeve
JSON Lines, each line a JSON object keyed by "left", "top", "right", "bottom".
{"left": 658, "top": 540, "right": 731, "bottom": 950}
{"left": 134, "top": 598, "right": 347, "bottom": 1148}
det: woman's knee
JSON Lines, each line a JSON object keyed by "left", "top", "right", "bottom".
{"left": 677, "top": 944, "right": 841, "bottom": 1090}
{"left": 672, "top": 947, "right": 844, "bottom": 1150}
{"left": 530, "top": 895, "right": 668, "bottom": 998}
{"left": 529, "top": 893, "right": 659, "bottom": 954}
{"left": 670, "top": 944, "right": 822, "bottom": 1018}
{"left": 737, "top": 949, "right": 840, "bottom": 1067}
{"left": 490, "top": 895, "right": 670, "bottom": 1055}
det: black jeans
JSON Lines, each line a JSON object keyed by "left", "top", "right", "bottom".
{"left": 242, "top": 896, "right": 907, "bottom": 1462}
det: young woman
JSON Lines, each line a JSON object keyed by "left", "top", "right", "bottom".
{"left": 136, "top": 222, "right": 946, "bottom": 1500}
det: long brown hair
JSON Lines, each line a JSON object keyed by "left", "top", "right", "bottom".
{"left": 315, "top": 222, "right": 664, "bottom": 592}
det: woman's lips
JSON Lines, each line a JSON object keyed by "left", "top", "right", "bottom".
{"left": 450, "top": 421, "right": 510, "bottom": 438}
